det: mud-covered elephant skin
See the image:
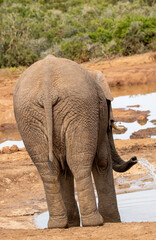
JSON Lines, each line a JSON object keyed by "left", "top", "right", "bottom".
{"left": 13, "top": 55, "right": 137, "bottom": 228}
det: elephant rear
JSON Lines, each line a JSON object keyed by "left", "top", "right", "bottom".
{"left": 14, "top": 55, "right": 103, "bottom": 165}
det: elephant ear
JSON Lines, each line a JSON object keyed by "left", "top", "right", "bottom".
{"left": 89, "top": 70, "right": 113, "bottom": 101}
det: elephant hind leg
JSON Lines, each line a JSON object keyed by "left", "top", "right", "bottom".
{"left": 60, "top": 167, "right": 80, "bottom": 227}
{"left": 17, "top": 115, "right": 68, "bottom": 228}
{"left": 92, "top": 136, "right": 121, "bottom": 223}
{"left": 67, "top": 154, "right": 103, "bottom": 227}
{"left": 66, "top": 128, "right": 103, "bottom": 227}
{"left": 33, "top": 155, "right": 68, "bottom": 229}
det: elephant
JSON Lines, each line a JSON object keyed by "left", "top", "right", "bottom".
{"left": 13, "top": 55, "right": 137, "bottom": 228}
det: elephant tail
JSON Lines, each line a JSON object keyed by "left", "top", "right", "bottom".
{"left": 43, "top": 56, "right": 58, "bottom": 169}
{"left": 44, "top": 85, "right": 60, "bottom": 171}
{"left": 44, "top": 83, "right": 54, "bottom": 165}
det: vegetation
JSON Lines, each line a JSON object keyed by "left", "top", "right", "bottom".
{"left": 0, "top": 0, "right": 156, "bottom": 67}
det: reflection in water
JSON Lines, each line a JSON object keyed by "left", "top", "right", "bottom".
{"left": 111, "top": 83, "right": 156, "bottom": 98}
{"left": 112, "top": 93, "right": 156, "bottom": 139}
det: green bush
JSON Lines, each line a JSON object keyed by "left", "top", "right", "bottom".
{"left": 113, "top": 15, "right": 156, "bottom": 55}
{"left": 0, "top": 0, "right": 156, "bottom": 67}
{"left": 58, "top": 35, "right": 105, "bottom": 62}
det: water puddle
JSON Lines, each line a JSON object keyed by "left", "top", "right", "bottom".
{"left": 118, "top": 189, "right": 156, "bottom": 223}
{"left": 0, "top": 140, "right": 24, "bottom": 150}
{"left": 113, "top": 121, "right": 155, "bottom": 140}
{"left": 112, "top": 93, "right": 156, "bottom": 139}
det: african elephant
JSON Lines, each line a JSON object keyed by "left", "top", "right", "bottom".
{"left": 13, "top": 55, "right": 137, "bottom": 228}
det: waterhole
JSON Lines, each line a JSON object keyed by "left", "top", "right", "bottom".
{"left": 112, "top": 92, "right": 156, "bottom": 139}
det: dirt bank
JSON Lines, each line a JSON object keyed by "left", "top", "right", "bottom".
{"left": 0, "top": 52, "right": 156, "bottom": 239}
{"left": 82, "top": 51, "right": 156, "bottom": 87}
{"left": 1, "top": 222, "right": 156, "bottom": 240}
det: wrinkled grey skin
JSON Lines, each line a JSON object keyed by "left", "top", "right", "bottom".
{"left": 88, "top": 70, "right": 137, "bottom": 172}
{"left": 13, "top": 55, "right": 137, "bottom": 228}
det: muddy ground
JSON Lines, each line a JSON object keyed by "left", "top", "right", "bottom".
{"left": 0, "top": 52, "right": 156, "bottom": 239}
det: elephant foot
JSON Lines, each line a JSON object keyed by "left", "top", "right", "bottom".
{"left": 48, "top": 216, "right": 68, "bottom": 229}
{"left": 68, "top": 219, "right": 80, "bottom": 228}
{"left": 103, "top": 215, "right": 121, "bottom": 223}
{"left": 66, "top": 207, "right": 80, "bottom": 227}
{"left": 81, "top": 210, "right": 103, "bottom": 227}
{"left": 99, "top": 207, "right": 121, "bottom": 223}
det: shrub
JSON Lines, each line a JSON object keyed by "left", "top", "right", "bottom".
{"left": 0, "top": 0, "right": 156, "bottom": 67}
{"left": 59, "top": 35, "right": 92, "bottom": 62}
{"left": 113, "top": 15, "right": 156, "bottom": 55}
